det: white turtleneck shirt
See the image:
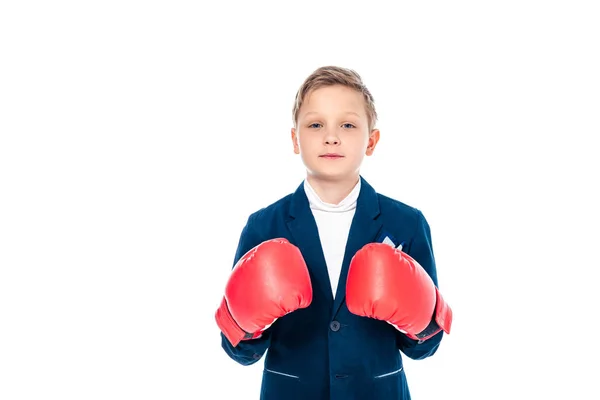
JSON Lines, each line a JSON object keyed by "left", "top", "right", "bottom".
{"left": 303, "top": 179, "right": 361, "bottom": 298}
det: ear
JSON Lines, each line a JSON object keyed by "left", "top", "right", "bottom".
{"left": 365, "top": 129, "right": 380, "bottom": 156}
{"left": 291, "top": 127, "right": 300, "bottom": 154}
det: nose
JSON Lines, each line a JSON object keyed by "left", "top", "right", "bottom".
{"left": 324, "top": 129, "right": 340, "bottom": 146}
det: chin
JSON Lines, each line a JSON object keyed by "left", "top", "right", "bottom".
{"left": 310, "top": 169, "right": 357, "bottom": 182}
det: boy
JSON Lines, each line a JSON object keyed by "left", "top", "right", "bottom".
{"left": 215, "top": 66, "right": 453, "bottom": 400}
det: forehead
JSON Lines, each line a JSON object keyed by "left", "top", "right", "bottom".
{"left": 300, "top": 85, "right": 367, "bottom": 117}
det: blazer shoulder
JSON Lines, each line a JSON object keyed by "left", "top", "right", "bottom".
{"left": 377, "top": 192, "right": 424, "bottom": 224}
{"left": 246, "top": 192, "right": 293, "bottom": 230}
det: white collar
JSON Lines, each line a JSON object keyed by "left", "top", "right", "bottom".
{"left": 303, "top": 179, "right": 361, "bottom": 213}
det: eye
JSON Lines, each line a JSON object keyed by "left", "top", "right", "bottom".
{"left": 308, "top": 123, "right": 322, "bottom": 129}
{"left": 342, "top": 123, "right": 356, "bottom": 129}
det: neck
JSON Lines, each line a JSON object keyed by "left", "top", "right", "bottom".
{"left": 306, "top": 174, "right": 360, "bottom": 204}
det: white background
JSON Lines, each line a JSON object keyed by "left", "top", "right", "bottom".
{"left": 1, "top": 1, "right": 599, "bottom": 399}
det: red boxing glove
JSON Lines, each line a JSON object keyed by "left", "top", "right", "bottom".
{"left": 215, "top": 238, "right": 313, "bottom": 347}
{"left": 346, "top": 243, "right": 452, "bottom": 342}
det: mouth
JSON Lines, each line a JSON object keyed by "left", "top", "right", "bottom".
{"left": 319, "top": 153, "right": 344, "bottom": 159}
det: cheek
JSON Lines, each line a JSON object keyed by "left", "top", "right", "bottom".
{"left": 298, "top": 135, "right": 316, "bottom": 150}
{"left": 348, "top": 135, "right": 369, "bottom": 151}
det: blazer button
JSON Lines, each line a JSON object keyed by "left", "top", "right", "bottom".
{"left": 330, "top": 321, "right": 341, "bottom": 332}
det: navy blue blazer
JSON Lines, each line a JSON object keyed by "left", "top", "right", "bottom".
{"left": 220, "top": 176, "right": 445, "bottom": 400}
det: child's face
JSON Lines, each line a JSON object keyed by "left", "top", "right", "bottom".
{"left": 292, "top": 85, "right": 379, "bottom": 183}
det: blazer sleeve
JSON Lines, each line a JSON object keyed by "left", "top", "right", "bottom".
{"left": 396, "top": 210, "right": 445, "bottom": 360}
{"left": 220, "top": 216, "right": 273, "bottom": 366}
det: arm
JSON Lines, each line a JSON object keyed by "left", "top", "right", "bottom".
{"left": 220, "top": 330, "right": 272, "bottom": 366}
{"left": 219, "top": 218, "right": 272, "bottom": 366}
{"left": 396, "top": 210, "right": 450, "bottom": 360}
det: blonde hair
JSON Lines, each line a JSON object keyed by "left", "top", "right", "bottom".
{"left": 292, "top": 66, "right": 378, "bottom": 130}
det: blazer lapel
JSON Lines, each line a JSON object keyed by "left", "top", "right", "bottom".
{"left": 331, "top": 176, "right": 383, "bottom": 317}
{"left": 286, "top": 181, "right": 334, "bottom": 306}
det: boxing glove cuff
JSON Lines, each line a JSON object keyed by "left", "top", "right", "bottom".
{"left": 215, "top": 298, "right": 255, "bottom": 347}
{"left": 407, "top": 287, "right": 453, "bottom": 342}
